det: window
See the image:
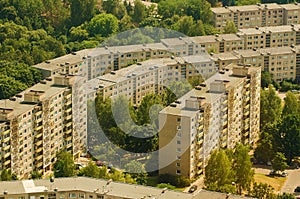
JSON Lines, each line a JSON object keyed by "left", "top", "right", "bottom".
{"left": 69, "top": 193, "right": 76, "bottom": 198}
{"left": 79, "top": 193, "right": 85, "bottom": 199}
{"left": 177, "top": 126, "right": 181, "bottom": 130}
{"left": 89, "top": 196, "right": 93, "bottom": 199}
{"left": 176, "top": 162, "right": 180, "bottom": 167}
{"left": 176, "top": 170, "right": 181, "bottom": 175}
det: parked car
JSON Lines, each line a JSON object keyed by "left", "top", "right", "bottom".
{"left": 281, "top": 171, "right": 288, "bottom": 177}
{"left": 294, "top": 186, "right": 300, "bottom": 193}
{"left": 269, "top": 170, "right": 276, "bottom": 176}
{"left": 188, "top": 185, "right": 198, "bottom": 193}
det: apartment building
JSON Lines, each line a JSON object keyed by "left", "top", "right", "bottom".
{"left": 211, "top": 3, "right": 300, "bottom": 30}
{"left": 34, "top": 43, "right": 171, "bottom": 81}
{"left": 0, "top": 177, "right": 255, "bottom": 199}
{"left": 0, "top": 75, "right": 86, "bottom": 179}
{"left": 192, "top": 34, "right": 244, "bottom": 53}
{"left": 211, "top": 45, "right": 300, "bottom": 82}
{"left": 89, "top": 54, "right": 216, "bottom": 104}
{"left": 159, "top": 64, "right": 260, "bottom": 179}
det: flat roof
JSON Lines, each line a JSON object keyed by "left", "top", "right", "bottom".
{"left": 161, "top": 37, "right": 193, "bottom": 46}
{"left": 280, "top": 3, "right": 300, "bottom": 10}
{"left": 211, "top": 7, "right": 232, "bottom": 14}
{"left": 182, "top": 54, "right": 213, "bottom": 63}
{"left": 33, "top": 49, "right": 90, "bottom": 71}
{"left": 211, "top": 52, "right": 239, "bottom": 61}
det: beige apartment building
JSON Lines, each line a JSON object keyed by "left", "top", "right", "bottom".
{"left": 212, "top": 45, "right": 300, "bottom": 82}
{"left": 159, "top": 64, "right": 260, "bottom": 179}
{"left": 88, "top": 54, "right": 216, "bottom": 104}
{"left": 0, "top": 177, "right": 255, "bottom": 199}
{"left": 0, "top": 75, "right": 86, "bottom": 179}
{"left": 212, "top": 3, "right": 300, "bottom": 30}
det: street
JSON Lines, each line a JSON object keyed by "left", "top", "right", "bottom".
{"left": 281, "top": 168, "right": 300, "bottom": 194}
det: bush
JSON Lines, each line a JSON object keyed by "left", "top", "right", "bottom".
{"left": 157, "top": 183, "right": 176, "bottom": 190}
{"left": 158, "top": 174, "right": 191, "bottom": 188}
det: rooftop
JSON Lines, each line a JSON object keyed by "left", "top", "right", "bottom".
{"left": 33, "top": 49, "right": 90, "bottom": 71}
{"left": 280, "top": 3, "right": 300, "bottom": 10}
{"left": 161, "top": 37, "right": 194, "bottom": 46}
{"left": 0, "top": 177, "right": 254, "bottom": 199}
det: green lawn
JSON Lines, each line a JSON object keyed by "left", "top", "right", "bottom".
{"left": 254, "top": 173, "right": 286, "bottom": 192}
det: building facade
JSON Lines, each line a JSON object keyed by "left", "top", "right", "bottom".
{"left": 159, "top": 65, "right": 261, "bottom": 179}
{"left": 0, "top": 75, "right": 86, "bottom": 179}
{"left": 211, "top": 3, "right": 300, "bottom": 30}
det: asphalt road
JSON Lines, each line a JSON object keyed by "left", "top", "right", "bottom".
{"left": 281, "top": 168, "right": 300, "bottom": 194}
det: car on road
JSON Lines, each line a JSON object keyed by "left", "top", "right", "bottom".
{"left": 269, "top": 170, "right": 276, "bottom": 176}
{"left": 281, "top": 171, "right": 288, "bottom": 177}
{"left": 294, "top": 186, "right": 300, "bottom": 193}
{"left": 188, "top": 185, "right": 198, "bottom": 193}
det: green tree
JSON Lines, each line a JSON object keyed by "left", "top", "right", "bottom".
{"left": 124, "top": 160, "right": 148, "bottom": 185}
{"left": 277, "top": 193, "right": 296, "bottom": 199}
{"left": 260, "top": 85, "right": 282, "bottom": 131}
{"left": 0, "top": 169, "right": 12, "bottom": 181}
{"left": 30, "top": 171, "right": 42, "bottom": 179}
{"left": 205, "top": 149, "right": 233, "bottom": 189}
{"left": 132, "top": 0, "right": 146, "bottom": 23}
{"left": 272, "top": 152, "right": 288, "bottom": 173}
{"left": 277, "top": 114, "right": 300, "bottom": 163}
{"left": 0, "top": 75, "right": 27, "bottom": 100}
{"left": 233, "top": 144, "right": 254, "bottom": 194}
{"left": 53, "top": 151, "right": 76, "bottom": 177}
{"left": 102, "top": 0, "right": 127, "bottom": 19}
{"left": 136, "top": 93, "right": 163, "bottom": 125}
{"left": 70, "top": 0, "right": 96, "bottom": 26}
{"left": 223, "top": 20, "right": 237, "bottom": 34}
{"left": 80, "top": 161, "right": 101, "bottom": 178}
{"left": 254, "top": 131, "right": 274, "bottom": 164}
{"left": 282, "top": 92, "right": 299, "bottom": 117}
{"left": 88, "top": 13, "right": 119, "bottom": 37}
{"left": 250, "top": 182, "right": 277, "bottom": 199}
{"left": 261, "top": 71, "right": 273, "bottom": 88}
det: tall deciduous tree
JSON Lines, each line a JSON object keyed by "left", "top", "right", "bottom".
{"left": 70, "top": 0, "right": 96, "bottom": 26}
{"left": 132, "top": 0, "right": 146, "bottom": 23}
{"left": 254, "top": 131, "right": 274, "bottom": 164}
{"left": 88, "top": 13, "right": 119, "bottom": 37}
{"left": 124, "top": 160, "right": 148, "bottom": 185}
{"left": 277, "top": 114, "right": 300, "bottom": 163}
{"left": 53, "top": 151, "right": 76, "bottom": 177}
{"left": 204, "top": 149, "right": 233, "bottom": 189}
{"left": 282, "top": 92, "right": 299, "bottom": 117}
{"left": 233, "top": 144, "right": 254, "bottom": 194}
{"left": 260, "top": 85, "right": 282, "bottom": 131}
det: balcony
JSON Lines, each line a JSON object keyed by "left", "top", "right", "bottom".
{"left": 65, "top": 122, "right": 72, "bottom": 128}
{"left": 197, "top": 131, "right": 204, "bottom": 138}
{"left": 221, "top": 141, "right": 227, "bottom": 148}
{"left": 197, "top": 139, "right": 203, "bottom": 145}
{"left": 35, "top": 117, "right": 43, "bottom": 124}
{"left": 65, "top": 100, "right": 72, "bottom": 106}
{"left": 222, "top": 107, "right": 228, "bottom": 112}
{"left": 65, "top": 114, "right": 72, "bottom": 121}
{"left": 35, "top": 148, "right": 43, "bottom": 155}
{"left": 222, "top": 128, "right": 227, "bottom": 134}
{"left": 35, "top": 140, "right": 43, "bottom": 146}
{"left": 36, "top": 161, "right": 43, "bottom": 169}
{"left": 244, "top": 111, "right": 250, "bottom": 116}
{"left": 197, "top": 161, "right": 203, "bottom": 167}
{"left": 198, "top": 125, "right": 204, "bottom": 130}
{"left": 222, "top": 100, "right": 228, "bottom": 105}
{"left": 35, "top": 154, "right": 43, "bottom": 161}
{"left": 35, "top": 111, "right": 42, "bottom": 116}
{"left": 3, "top": 145, "right": 10, "bottom": 151}
{"left": 34, "top": 125, "right": 43, "bottom": 131}
{"left": 65, "top": 94, "right": 72, "bottom": 100}
{"left": 4, "top": 152, "right": 10, "bottom": 159}
{"left": 4, "top": 159, "right": 10, "bottom": 166}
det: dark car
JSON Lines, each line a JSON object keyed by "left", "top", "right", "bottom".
{"left": 294, "top": 186, "right": 300, "bottom": 193}
{"left": 188, "top": 185, "right": 198, "bottom": 193}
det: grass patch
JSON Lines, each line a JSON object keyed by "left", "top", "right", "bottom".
{"left": 254, "top": 173, "right": 286, "bottom": 192}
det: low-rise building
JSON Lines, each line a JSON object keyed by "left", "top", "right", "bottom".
{"left": 0, "top": 177, "right": 255, "bottom": 199}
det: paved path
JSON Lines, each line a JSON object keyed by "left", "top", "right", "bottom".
{"left": 183, "top": 176, "right": 204, "bottom": 193}
{"left": 281, "top": 168, "right": 300, "bottom": 194}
